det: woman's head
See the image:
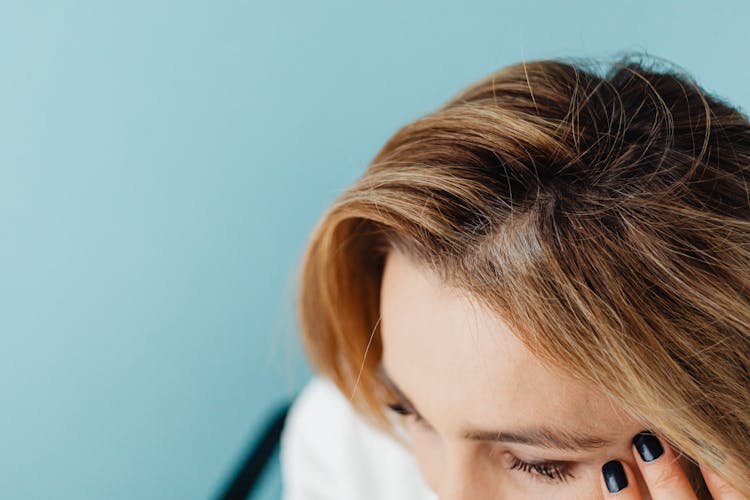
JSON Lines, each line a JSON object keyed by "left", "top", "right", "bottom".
{"left": 296, "top": 52, "right": 750, "bottom": 498}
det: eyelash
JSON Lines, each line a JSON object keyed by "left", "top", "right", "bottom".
{"left": 508, "top": 456, "right": 574, "bottom": 483}
{"left": 386, "top": 402, "right": 575, "bottom": 484}
{"left": 387, "top": 402, "right": 426, "bottom": 424}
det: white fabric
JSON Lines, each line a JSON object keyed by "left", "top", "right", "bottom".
{"left": 280, "top": 375, "right": 439, "bottom": 500}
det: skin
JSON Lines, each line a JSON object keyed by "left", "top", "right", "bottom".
{"left": 378, "top": 247, "right": 744, "bottom": 499}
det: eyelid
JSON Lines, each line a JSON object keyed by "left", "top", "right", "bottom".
{"left": 508, "top": 455, "right": 575, "bottom": 483}
{"left": 386, "top": 401, "right": 427, "bottom": 425}
{"left": 488, "top": 446, "right": 576, "bottom": 484}
{"left": 387, "top": 402, "right": 411, "bottom": 416}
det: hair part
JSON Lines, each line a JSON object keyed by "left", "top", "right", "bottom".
{"left": 296, "top": 51, "right": 750, "bottom": 497}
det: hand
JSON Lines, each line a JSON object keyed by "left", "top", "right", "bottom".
{"left": 599, "top": 430, "right": 747, "bottom": 499}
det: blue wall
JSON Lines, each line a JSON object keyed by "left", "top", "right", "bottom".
{"left": 0, "top": 1, "right": 747, "bottom": 498}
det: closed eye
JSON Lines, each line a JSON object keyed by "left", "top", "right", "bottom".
{"left": 387, "top": 401, "right": 428, "bottom": 425}
{"left": 508, "top": 455, "right": 575, "bottom": 483}
{"left": 389, "top": 401, "right": 576, "bottom": 484}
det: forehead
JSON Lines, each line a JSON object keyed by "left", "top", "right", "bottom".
{"left": 379, "top": 248, "right": 629, "bottom": 441}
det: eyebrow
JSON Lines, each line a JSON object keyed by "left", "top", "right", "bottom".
{"left": 376, "top": 362, "right": 614, "bottom": 452}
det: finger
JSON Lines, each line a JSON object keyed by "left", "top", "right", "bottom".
{"left": 631, "top": 430, "right": 697, "bottom": 500}
{"left": 601, "top": 459, "right": 642, "bottom": 499}
{"left": 699, "top": 460, "right": 747, "bottom": 500}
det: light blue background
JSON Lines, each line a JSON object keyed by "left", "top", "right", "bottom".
{"left": 1, "top": 1, "right": 747, "bottom": 499}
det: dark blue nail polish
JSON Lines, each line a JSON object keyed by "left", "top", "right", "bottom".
{"left": 602, "top": 460, "right": 628, "bottom": 493}
{"left": 633, "top": 430, "right": 664, "bottom": 462}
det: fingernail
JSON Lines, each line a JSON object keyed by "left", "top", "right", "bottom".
{"left": 602, "top": 460, "right": 628, "bottom": 493}
{"left": 633, "top": 430, "right": 664, "bottom": 462}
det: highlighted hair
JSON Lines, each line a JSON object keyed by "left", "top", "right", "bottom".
{"left": 296, "top": 52, "right": 750, "bottom": 497}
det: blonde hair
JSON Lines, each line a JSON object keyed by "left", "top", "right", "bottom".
{"left": 295, "top": 52, "right": 750, "bottom": 497}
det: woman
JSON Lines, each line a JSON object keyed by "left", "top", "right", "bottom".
{"left": 280, "top": 52, "right": 750, "bottom": 499}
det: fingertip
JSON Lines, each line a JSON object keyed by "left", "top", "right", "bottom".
{"left": 601, "top": 459, "right": 640, "bottom": 497}
{"left": 629, "top": 431, "right": 694, "bottom": 495}
{"left": 632, "top": 430, "right": 664, "bottom": 463}
{"left": 602, "top": 460, "right": 628, "bottom": 493}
